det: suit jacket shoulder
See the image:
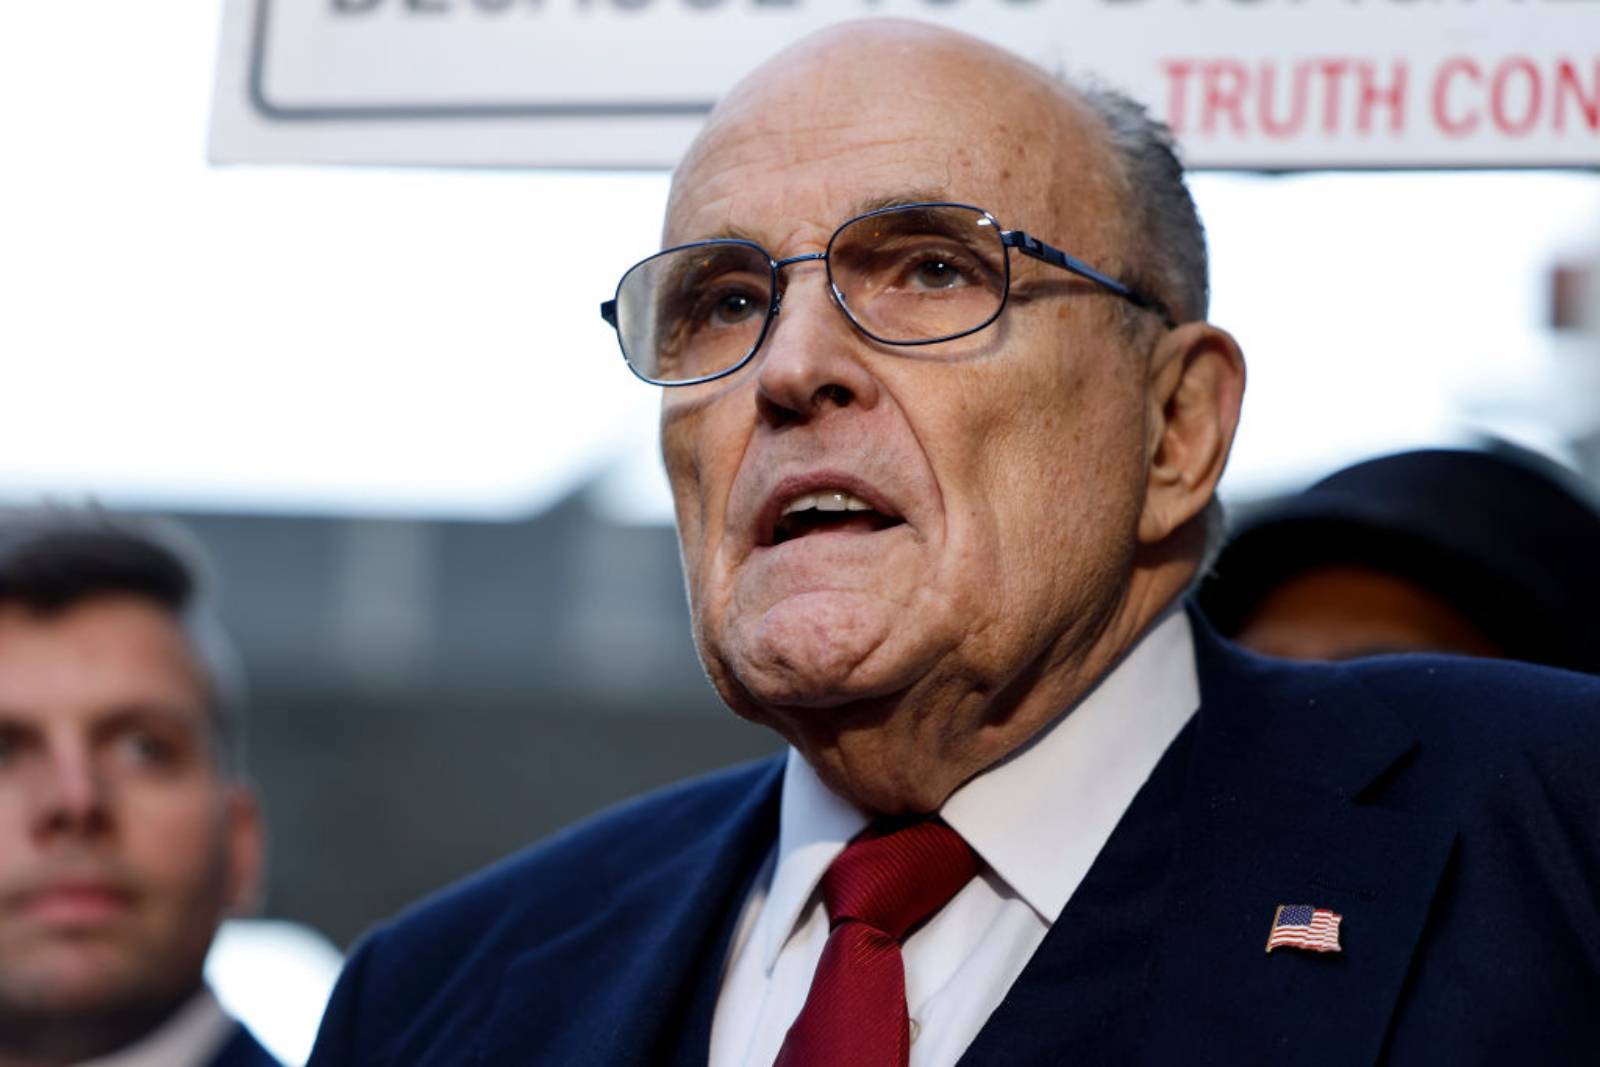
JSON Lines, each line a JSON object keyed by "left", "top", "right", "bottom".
{"left": 1226, "top": 643, "right": 1600, "bottom": 829}
{"left": 309, "top": 755, "right": 783, "bottom": 1067}
{"left": 1347, "top": 651, "right": 1600, "bottom": 771}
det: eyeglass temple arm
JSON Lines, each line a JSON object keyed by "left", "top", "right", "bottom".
{"left": 1000, "top": 230, "right": 1177, "bottom": 328}
{"left": 600, "top": 300, "right": 618, "bottom": 327}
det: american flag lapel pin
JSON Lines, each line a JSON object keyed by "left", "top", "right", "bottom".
{"left": 1266, "top": 904, "right": 1343, "bottom": 954}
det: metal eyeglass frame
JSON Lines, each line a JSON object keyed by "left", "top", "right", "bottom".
{"left": 599, "top": 200, "right": 1177, "bottom": 387}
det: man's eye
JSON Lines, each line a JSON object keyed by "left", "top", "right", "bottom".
{"left": 881, "top": 244, "right": 987, "bottom": 294}
{"left": 117, "top": 730, "right": 181, "bottom": 768}
{"left": 0, "top": 725, "right": 36, "bottom": 770}
{"left": 706, "top": 290, "right": 761, "bottom": 327}
{"left": 910, "top": 257, "right": 965, "bottom": 290}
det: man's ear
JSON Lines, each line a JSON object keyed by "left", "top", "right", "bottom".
{"left": 222, "top": 786, "right": 266, "bottom": 917}
{"left": 1138, "top": 321, "right": 1246, "bottom": 545}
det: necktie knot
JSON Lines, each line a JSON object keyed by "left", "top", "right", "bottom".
{"left": 821, "top": 818, "right": 980, "bottom": 941}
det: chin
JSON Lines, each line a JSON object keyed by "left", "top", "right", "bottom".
{"left": 11, "top": 948, "right": 142, "bottom": 1010}
{"left": 721, "top": 593, "right": 903, "bottom": 699}
{"left": 712, "top": 654, "right": 870, "bottom": 719}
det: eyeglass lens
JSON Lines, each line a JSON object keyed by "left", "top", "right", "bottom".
{"left": 614, "top": 204, "right": 1008, "bottom": 384}
{"left": 827, "top": 204, "right": 1006, "bottom": 345}
{"left": 616, "top": 243, "right": 774, "bottom": 385}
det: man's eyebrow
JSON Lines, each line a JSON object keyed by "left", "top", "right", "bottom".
{"left": 690, "top": 190, "right": 956, "bottom": 245}
{"left": 850, "top": 190, "right": 954, "bottom": 216}
{"left": 95, "top": 702, "right": 209, "bottom": 728}
{"left": 698, "top": 222, "right": 765, "bottom": 244}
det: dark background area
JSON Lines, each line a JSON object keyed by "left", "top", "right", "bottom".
{"left": 174, "top": 486, "right": 779, "bottom": 948}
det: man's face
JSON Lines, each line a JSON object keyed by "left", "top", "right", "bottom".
{"left": 1232, "top": 564, "right": 1503, "bottom": 662}
{"left": 660, "top": 28, "right": 1156, "bottom": 731}
{"left": 0, "top": 596, "right": 258, "bottom": 1027}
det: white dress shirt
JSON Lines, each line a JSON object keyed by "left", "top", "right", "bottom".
{"left": 709, "top": 608, "right": 1200, "bottom": 1067}
{"left": 76, "top": 986, "right": 239, "bottom": 1067}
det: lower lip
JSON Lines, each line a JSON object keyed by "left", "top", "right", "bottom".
{"left": 769, "top": 516, "right": 905, "bottom": 546}
{"left": 22, "top": 888, "right": 133, "bottom": 924}
{"left": 757, "top": 522, "right": 913, "bottom": 564}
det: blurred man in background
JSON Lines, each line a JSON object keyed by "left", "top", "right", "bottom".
{"left": 1201, "top": 446, "right": 1600, "bottom": 672}
{"left": 0, "top": 516, "right": 275, "bottom": 1067}
{"left": 310, "top": 20, "right": 1600, "bottom": 1065}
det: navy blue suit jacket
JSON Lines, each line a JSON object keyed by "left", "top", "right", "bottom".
{"left": 309, "top": 621, "right": 1600, "bottom": 1065}
{"left": 211, "top": 1023, "right": 280, "bottom": 1067}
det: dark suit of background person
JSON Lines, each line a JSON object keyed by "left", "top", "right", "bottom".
{"left": 309, "top": 20, "right": 1600, "bottom": 1067}
{"left": 0, "top": 516, "right": 278, "bottom": 1067}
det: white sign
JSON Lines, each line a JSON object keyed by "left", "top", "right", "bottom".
{"left": 211, "top": 0, "right": 1600, "bottom": 169}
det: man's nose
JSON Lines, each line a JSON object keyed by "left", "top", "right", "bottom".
{"left": 30, "top": 744, "right": 112, "bottom": 840}
{"left": 754, "top": 264, "right": 881, "bottom": 427}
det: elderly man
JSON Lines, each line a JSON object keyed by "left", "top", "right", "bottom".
{"left": 0, "top": 518, "right": 275, "bottom": 1067}
{"left": 309, "top": 20, "right": 1600, "bottom": 1065}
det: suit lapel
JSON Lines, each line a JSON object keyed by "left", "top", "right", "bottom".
{"left": 475, "top": 757, "right": 784, "bottom": 1067}
{"left": 963, "top": 617, "right": 1455, "bottom": 1065}
{"left": 957, "top": 720, "right": 1199, "bottom": 1065}
{"left": 1141, "top": 621, "right": 1456, "bottom": 1065}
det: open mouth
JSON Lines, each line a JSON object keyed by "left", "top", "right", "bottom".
{"left": 769, "top": 489, "right": 906, "bottom": 546}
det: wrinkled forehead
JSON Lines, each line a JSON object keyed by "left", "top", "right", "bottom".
{"left": 665, "top": 24, "right": 1126, "bottom": 255}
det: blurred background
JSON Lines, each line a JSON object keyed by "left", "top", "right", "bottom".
{"left": 3, "top": 2, "right": 1597, "bottom": 1062}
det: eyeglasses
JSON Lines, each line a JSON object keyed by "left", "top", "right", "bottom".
{"left": 599, "top": 200, "right": 1175, "bottom": 387}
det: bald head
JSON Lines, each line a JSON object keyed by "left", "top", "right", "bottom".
{"left": 670, "top": 19, "right": 1205, "bottom": 325}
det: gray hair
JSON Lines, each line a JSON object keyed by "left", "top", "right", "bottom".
{"left": 1075, "top": 83, "right": 1226, "bottom": 569}
{"left": 1077, "top": 84, "right": 1210, "bottom": 328}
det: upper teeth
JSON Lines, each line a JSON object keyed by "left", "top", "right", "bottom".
{"left": 782, "top": 490, "right": 874, "bottom": 515}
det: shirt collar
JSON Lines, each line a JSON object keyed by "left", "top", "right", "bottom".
{"left": 758, "top": 747, "right": 870, "bottom": 973}
{"left": 757, "top": 606, "right": 1200, "bottom": 970}
{"left": 941, "top": 606, "right": 1198, "bottom": 922}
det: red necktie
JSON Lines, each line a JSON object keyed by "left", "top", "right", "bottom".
{"left": 773, "top": 818, "right": 980, "bottom": 1067}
